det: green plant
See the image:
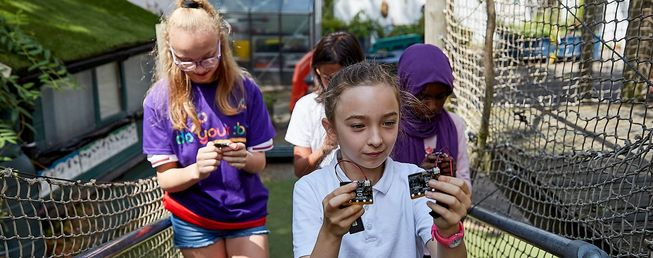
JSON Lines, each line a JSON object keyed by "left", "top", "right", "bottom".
{"left": 322, "top": 17, "right": 347, "bottom": 36}
{"left": 0, "top": 16, "right": 72, "bottom": 159}
{"left": 387, "top": 11, "right": 424, "bottom": 38}
{"left": 322, "top": 0, "right": 347, "bottom": 35}
{"left": 347, "top": 12, "right": 385, "bottom": 39}
{"left": 263, "top": 91, "right": 277, "bottom": 122}
{"left": 321, "top": 0, "right": 383, "bottom": 39}
{"left": 322, "top": 1, "right": 429, "bottom": 47}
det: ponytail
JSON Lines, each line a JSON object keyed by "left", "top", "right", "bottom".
{"left": 177, "top": 0, "right": 218, "bottom": 16}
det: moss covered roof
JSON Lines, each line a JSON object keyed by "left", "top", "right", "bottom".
{"left": 0, "top": 0, "right": 159, "bottom": 72}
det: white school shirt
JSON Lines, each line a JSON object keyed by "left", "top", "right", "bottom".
{"left": 285, "top": 92, "right": 338, "bottom": 168}
{"left": 292, "top": 157, "right": 433, "bottom": 258}
{"left": 423, "top": 112, "right": 472, "bottom": 189}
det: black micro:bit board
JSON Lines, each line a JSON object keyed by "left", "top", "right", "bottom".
{"left": 408, "top": 167, "right": 441, "bottom": 199}
{"left": 340, "top": 181, "right": 373, "bottom": 205}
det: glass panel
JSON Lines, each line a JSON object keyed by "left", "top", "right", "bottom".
{"left": 281, "top": 0, "right": 313, "bottom": 14}
{"left": 252, "top": 14, "right": 279, "bottom": 35}
{"left": 252, "top": 51, "right": 281, "bottom": 84}
{"left": 95, "top": 62, "right": 123, "bottom": 120}
{"left": 281, "top": 14, "right": 310, "bottom": 35}
{"left": 251, "top": 13, "right": 281, "bottom": 85}
{"left": 211, "top": 0, "right": 250, "bottom": 13}
{"left": 250, "top": 0, "right": 280, "bottom": 13}
{"left": 282, "top": 36, "right": 310, "bottom": 54}
{"left": 122, "top": 53, "right": 154, "bottom": 114}
{"left": 255, "top": 72, "right": 282, "bottom": 85}
{"left": 282, "top": 52, "right": 307, "bottom": 72}
{"left": 222, "top": 13, "right": 251, "bottom": 69}
{"left": 41, "top": 71, "right": 95, "bottom": 147}
{"left": 281, "top": 14, "right": 311, "bottom": 85}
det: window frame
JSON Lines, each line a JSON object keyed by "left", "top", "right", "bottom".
{"left": 34, "top": 58, "right": 147, "bottom": 151}
{"left": 91, "top": 61, "right": 128, "bottom": 128}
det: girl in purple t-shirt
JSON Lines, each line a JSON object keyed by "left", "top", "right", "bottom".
{"left": 142, "top": 0, "right": 275, "bottom": 257}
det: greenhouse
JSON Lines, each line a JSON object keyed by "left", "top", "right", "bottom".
{"left": 211, "top": 0, "right": 317, "bottom": 86}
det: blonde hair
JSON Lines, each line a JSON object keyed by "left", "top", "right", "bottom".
{"left": 157, "top": 0, "right": 244, "bottom": 132}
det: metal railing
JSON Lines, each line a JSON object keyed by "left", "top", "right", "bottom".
{"left": 77, "top": 207, "right": 612, "bottom": 258}
{"left": 76, "top": 218, "right": 173, "bottom": 258}
{"left": 469, "top": 207, "right": 610, "bottom": 258}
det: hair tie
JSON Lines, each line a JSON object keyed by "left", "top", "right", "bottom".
{"left": 182, "top": 0, "right": 200, "bottom": 8}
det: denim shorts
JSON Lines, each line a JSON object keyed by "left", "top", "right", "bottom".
{"left": 169, "top": 215, "right": 270, "bottom": 249}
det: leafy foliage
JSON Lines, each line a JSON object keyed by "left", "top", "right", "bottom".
{"left": 322, "top": 0, "right": 384, "bottom": 38}
{"left": 0, "top": 16, "right": 72, "bottom": 159}
{"left": 387, "top": 12, "right": 424, "bottom": 38}
{"left": 346, "top": 12, "right": 385, "bottom": 39}
{"left": 321, "top": 0, "right": 424, "bottom": 41}
{"left": 321, "top": 0, "right": 346, "bottom": 35}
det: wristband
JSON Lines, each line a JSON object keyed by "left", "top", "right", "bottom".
{"left": 431, "top": 221, "right": 464, "bottom": 248}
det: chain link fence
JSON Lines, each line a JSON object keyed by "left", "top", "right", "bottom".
{"left": 444, "top": 0, "right": 653, "bottom": 256}
{"left": 0, "top": 168, "right": 176, "bottom": 257}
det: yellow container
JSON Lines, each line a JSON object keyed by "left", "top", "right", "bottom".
{"left": 548, "top": 54, "right": 556, "bottom": 64}
{"left": 233, "top": 40, "right": 250, "bottom": 61}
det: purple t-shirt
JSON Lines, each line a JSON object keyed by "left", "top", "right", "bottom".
{"left": 142, "top": 77, "right": 275, "bottom": 225}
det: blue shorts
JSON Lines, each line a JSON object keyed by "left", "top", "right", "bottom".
{"left": 169, "top": 215, "right": 270, "bottom": 249}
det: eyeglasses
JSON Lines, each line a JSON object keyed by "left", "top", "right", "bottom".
{"left": 169, "top": 42, "right": 221, "bottom": 72}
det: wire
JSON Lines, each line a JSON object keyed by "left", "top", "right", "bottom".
{"left": 429, "top": 149, "right": 455, "bottom": 176}
{"left": 333, "top": 159, "right": 368, "bottom": 182}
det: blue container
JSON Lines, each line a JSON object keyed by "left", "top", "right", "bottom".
{"left": 369, "top": 34, "right": 423, "bottom": 53}
{"left": 516, "top": 37, "right": 552, "bottom": 61}
{"left": 556, "top": 36, "right": 582, "bottom": 60}
{"left": 593, "top": 38, "right": 603, "bottom": 60}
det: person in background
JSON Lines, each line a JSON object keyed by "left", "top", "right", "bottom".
{"left": 392, "top": 44, "right": 472, "bottom": 190}
{"left": 289, "top": 50, "right": 314, "bottom": 112}
{"left": 142, "top": 0, "right": 275, "bottom": 257}
{"left": 285, "top": 31, "right": 365, "bottom": 177}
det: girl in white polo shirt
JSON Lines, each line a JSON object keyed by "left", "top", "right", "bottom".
{"left": 285, "top": 32, "right": 365, "bottom": 177}
{"left": 292, "top": 62, "right": 471, "bottom": 258}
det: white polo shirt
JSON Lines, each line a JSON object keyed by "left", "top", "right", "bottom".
{"left": 292, "top": 158, "right": 433, "bottom": 258}
{"left": 285, "top": 92, "right": 338, "bottom": 169}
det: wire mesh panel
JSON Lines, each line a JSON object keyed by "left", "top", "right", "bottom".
{"left": 113, "top": 227, "right": 181, "bottom": 258}
{"left": 445, "top": 0, "right": 653, "bottom": 256}
{"left": 464, "top": 218, "right": 556, "bottom": 258}
{"left": 0, "top": 168, "right": 169, "bottom": 257}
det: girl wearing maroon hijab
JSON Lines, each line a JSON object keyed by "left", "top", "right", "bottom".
{"left": 392, "top": 44, "right": 471, "bottom": 189}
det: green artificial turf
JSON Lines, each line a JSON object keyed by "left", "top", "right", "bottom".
{"left": 264, "top": 178, "right": 297, "bottom": 257}
{"left": 0, "top": 0, "right": 159, "bottom": 71}
{"left": 465, "top": 226, "right": 555, "bottom": 258}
